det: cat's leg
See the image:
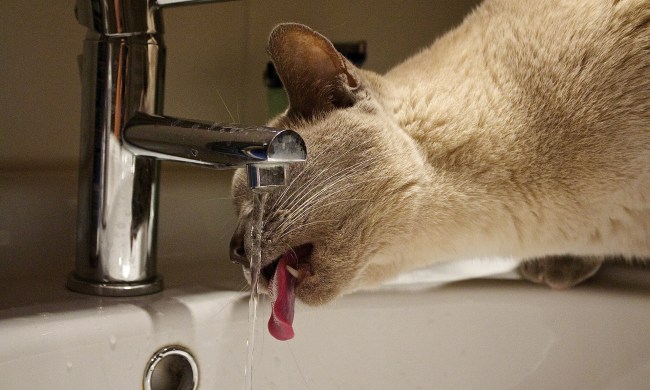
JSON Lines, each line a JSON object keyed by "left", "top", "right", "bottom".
{"left": 518, "top": 256, "right": 604, "bottom": 289}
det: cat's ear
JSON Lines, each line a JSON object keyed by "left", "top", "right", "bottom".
{"left": 268, "top": 23, "right": 361, "bottom": 120}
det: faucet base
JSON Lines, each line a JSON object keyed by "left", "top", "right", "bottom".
{"left": 66, "top": 273, "right": 163, "bottom": 297}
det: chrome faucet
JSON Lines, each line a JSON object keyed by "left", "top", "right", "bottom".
{"left": 68, "top": 0, "right": 306, "bottom": 296}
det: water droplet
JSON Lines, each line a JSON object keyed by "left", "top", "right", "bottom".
{"left": 108, "top": 335, "right": 117, "bottom": 350}
{"left": 66, "top": 362, "right": 73, "bottom": 372}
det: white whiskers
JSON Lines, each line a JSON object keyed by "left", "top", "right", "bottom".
{"left": 262, "top": 142, "right": 405, "bottom": 243}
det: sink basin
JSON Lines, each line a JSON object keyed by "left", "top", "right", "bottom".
{"left": 1, "top": 169, "right": 649, "bottom": 389}
{"left": 2, "top": 262, "right": 649, "bottom": 389}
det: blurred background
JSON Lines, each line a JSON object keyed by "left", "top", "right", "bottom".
{"left": 0, "top": 0, "right": 479, "bottom": 285}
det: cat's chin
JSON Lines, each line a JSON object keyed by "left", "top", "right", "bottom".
{"left": 293, "top": 271, "right": 340, "bottom": 306}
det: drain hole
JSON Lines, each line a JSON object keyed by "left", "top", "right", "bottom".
{"left": 144, "top": 346, "right": 198, "bottom": 390}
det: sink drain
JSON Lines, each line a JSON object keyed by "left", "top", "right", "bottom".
{"left": 144, "top": 346, "right": 198, "bottom": 390}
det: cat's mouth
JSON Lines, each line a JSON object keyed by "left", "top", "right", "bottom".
{"left": 261, "top": 243, "right": 314, "bottom": 283}
{"left": 231, "top": 236, "right": 315, "bottom": 340}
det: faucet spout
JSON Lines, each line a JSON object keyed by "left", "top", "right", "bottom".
{"left": 125, "top": 112, "right": 307, "bottom": 189}
{"left": 124, "top": 112, "right": 306, "bottom": 170}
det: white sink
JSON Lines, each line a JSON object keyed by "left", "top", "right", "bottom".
{"left": 1, "top": 169, "right": 649, "bottom": 389}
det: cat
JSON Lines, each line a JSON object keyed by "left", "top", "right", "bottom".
{"left": 230, "top": 0, "right": 649, "bottom": 316}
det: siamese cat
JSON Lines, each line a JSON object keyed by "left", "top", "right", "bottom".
{"left": 230, "top": 0, "right": 649, "bottom": 339}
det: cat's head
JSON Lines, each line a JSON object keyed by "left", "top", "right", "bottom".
{"left": 230, "top": 23, "right": 425, "bottom": 306}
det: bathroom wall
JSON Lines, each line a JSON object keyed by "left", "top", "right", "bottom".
{"left": 0, "top": 0, "right": 479, "bottom": 280}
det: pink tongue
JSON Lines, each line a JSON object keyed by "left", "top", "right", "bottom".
{"left": 268, "top": 254, "right": 296, "bottom": 340}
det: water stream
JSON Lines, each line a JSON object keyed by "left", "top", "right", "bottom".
{"left": 244, "top": 191, "right": 268, "bottom": 390}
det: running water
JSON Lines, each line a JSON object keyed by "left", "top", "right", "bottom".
{"left": 244, "top": 191, "right": 268, "bottom": 390}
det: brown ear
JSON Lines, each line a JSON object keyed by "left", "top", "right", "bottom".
{"left": 268, "top": 23, "right": 360, "bottom": 120}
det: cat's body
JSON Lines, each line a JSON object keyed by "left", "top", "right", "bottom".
{"left": 231, "top": 0, "right": 649, "bottom": 306}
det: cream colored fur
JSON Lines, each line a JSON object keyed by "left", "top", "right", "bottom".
{"left": 232, "top": 0, "right": 649, "bottom": 305}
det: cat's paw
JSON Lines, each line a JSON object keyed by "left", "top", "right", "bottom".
{"left": 518, "top": 256, "right": 604, "bottom": 289}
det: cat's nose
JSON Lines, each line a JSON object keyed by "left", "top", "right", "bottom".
{"left": 230, "top": 230, "right": 248, "bottom": 266}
